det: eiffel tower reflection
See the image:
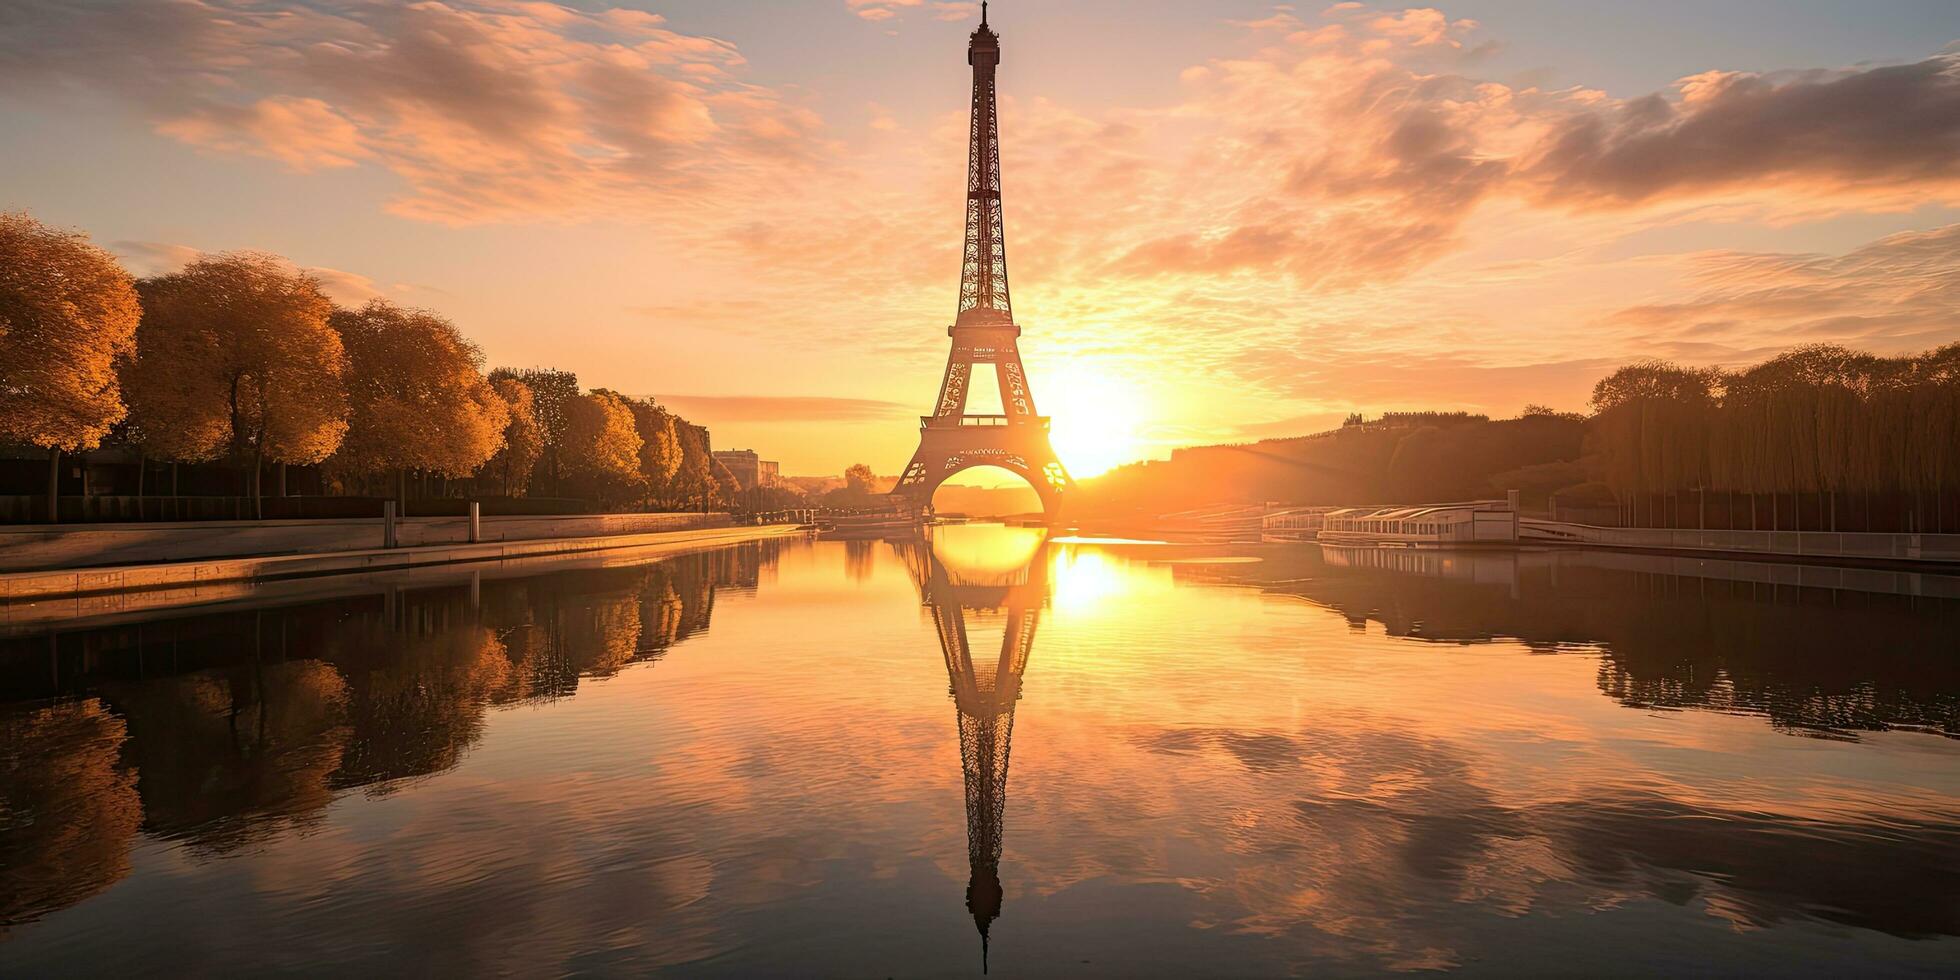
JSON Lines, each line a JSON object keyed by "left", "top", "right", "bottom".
{"left": 891, "top": 525, "right": 1051, "bottom": 973}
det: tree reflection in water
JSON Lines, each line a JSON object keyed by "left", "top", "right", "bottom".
{"left": 0, "top": 539, "right": 779, "bottom": 932}
{"left": 1177, "top": 544, "right": 1960, "bottom": 739}
{"left": 0, "top": 699, "right": 142, "bottom": 933}
{"left": 1, "top": 533, "right": 1957, "bottom": 975}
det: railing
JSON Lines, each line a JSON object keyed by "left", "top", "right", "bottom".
{"left": 920, "top": 414, "right": 1049, "bottom": 429}
{"left": 1519, "top": 520, "right": 1960, "bottom": 562}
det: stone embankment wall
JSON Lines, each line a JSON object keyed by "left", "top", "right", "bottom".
{"left": 0, "top": 512, "right": 730, "bottom": 573}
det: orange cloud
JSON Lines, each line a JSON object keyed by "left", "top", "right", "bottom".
{"left": 654, "top": 395, "right": 912, "bottom": 423}
{"left": 1, "top": 0, "right": 818, "bottom": 225}
{"left": 1606, "top": 223, "right": 1960, "bottom": 357}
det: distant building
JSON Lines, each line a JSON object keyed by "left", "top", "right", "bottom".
{"left": 711, "top": 449, "right": 780, "bottom": 491}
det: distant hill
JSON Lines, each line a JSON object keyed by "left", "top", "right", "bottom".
{"left": 1075, "top": 413, "right": 1589, "bottom": 517}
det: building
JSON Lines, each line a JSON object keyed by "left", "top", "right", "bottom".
{"left": 711, "top": 450, "right": 780, "bottom": 491}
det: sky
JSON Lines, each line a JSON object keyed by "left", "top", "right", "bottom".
{"left": 3, "top": 0, "right": 1959, "bottom": 480}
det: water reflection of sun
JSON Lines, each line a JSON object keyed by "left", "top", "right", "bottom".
{"left": 929, "top": 523, "right": 1046, "bottom": 581}
{"left": 1049, "top": 546, "right": 1128, "bottom": 614}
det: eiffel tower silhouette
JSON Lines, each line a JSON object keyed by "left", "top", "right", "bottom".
{"left": 892, "top": 5, "right": 1073, "bottom": 522}
{"left": 892, "top": 525, "right": 1050, "bottom": 973}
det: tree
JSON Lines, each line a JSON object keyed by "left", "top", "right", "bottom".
{"left": 561, "top": 391, "right": 642, "bottom": 507}
{"left": 328, "top": 300, "right": 508, "bottom": 498}
{"left": 670, "top": 421, "right": 716, "bottom": 510}
{"left": 489, "top": 367, "right": 577, "bottom": 494}
{"left": 609, "top": 394, "right": 682, "bottom": 508}
{"left": 844, "top": 463, "right": 877, "bottom": 494}
{"left": 0, "top": 212, "right": 141, "bottom": 521}
{"left": 485, "top": 376, "right": 542, "bottom": 496}
{"left": 134, "top": 253, "right": 348, "bottom": 517}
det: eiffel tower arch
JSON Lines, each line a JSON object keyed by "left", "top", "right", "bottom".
{"left": 892, "top": 6, "right": 1074, "bottom": 522}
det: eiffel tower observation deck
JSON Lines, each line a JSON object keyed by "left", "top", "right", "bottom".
{"left": 892, "top": 4, "right": 1074, "bottom": 521}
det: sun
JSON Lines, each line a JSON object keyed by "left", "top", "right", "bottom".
{"left": 1040, "top": 366, "right": 1146, "bottom": 478}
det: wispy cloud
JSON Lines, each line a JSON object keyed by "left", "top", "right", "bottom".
{"left": 2, "top": 0, "right": 820, "bottom": 225}
{"left": 654, "top": 395, "right": 913, "bottom": 423}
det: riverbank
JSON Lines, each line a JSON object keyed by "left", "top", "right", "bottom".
{"left": 0, "top": 512, "right": 742, "bottom": 573}
{"left": 1518, "top": 519, "right": 1960, "bottom": 567}
{"left": 0, "top": 523, "right": 805, "bottom": 622}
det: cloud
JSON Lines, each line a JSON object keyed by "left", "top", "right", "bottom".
{"left": 1084, "top": 10, "right": 1960, "bottom": 290}
{"left": 654, "top": 395, "right": 913, "bottom": 423}
{"left": 847, "top": 0, "right": 922, "bottom": 23}
{"left": 110, "top": 241, "right": 205, "bottom": 278}
{"left": 0, "top": 0, "right": 820, "bottom": 225}
{"left": 1525, "top": 56, "right": 1960, "bottom": 208}
{"left": 1607, "top": 222, "right": 1960, "bottom": 355}
{"left": 111, "top": 240, "right": 385, "bottom": 306}
{"left": 154, "top": 96, "right": 372, "bottom": 172}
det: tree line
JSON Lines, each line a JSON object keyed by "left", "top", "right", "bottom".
{"left": 1588, "top": 344, "right": 1960, "bottom": 533}
{"left": 0, "top": 211, "right": 743, "bottom": 520}
{"left": 1076, "top": 346, "right": 1960, "bottom": 535}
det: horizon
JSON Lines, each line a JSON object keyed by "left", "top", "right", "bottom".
{"left": 4, "top": 1, "right": 1959, "bottom": 483}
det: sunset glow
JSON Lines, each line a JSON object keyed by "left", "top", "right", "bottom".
{"left": 6, "top": 4, "right": 1960, "bottom": 972}
{"left": 1042, "top": 367, "right": 1145, "bottom": 478}
{"left": 6, "top": 1, "right": 1955, "bottom": 480}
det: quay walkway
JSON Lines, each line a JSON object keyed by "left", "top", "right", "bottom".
{"left": 1518, "top": 520, "right": 1960, "bottom": 565}
{"left": 0, "top": 523, "right": 805, "bottom": 619}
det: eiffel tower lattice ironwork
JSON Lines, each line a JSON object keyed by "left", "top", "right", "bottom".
{"left": 891, "top": 527, "right": 1049, "bottom": 973}
{"left": 892, "top": 5, "right": 1073, "bottom": 521}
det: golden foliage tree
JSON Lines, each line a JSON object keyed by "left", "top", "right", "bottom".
{"left": 606, "top": 392, "right": 683, "bottom": 507}
{"left": 0, "top": 212, "right": 141, "bottom": 520}
{"left": 133, "top": 253, "right": 348, "bottom": 516}
{"left": 844, "top": 462, "right": 876, "bottom": 493}
{"left": 562, "top": 390, "right": 643, "bottom": 506}
{"left": 328, "top": 300, "right": 508, "bottom": 493}
{"left": 670, "top": 420, "right": 715, "bottom": 509}
{"left": 489, "top": 367, "right": 578, "bottom": 493}
{"left": 485, "top": 376, "right": 543, "bottom": 496}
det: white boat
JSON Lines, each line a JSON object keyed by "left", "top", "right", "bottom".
{"left": 1316, "top": 500, "right": 1519, "bottom": 548}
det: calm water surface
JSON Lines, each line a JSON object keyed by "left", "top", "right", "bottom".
{"left": 2, "top": 525, "right": 1957, "bottom": 976}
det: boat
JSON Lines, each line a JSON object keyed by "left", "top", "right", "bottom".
{"left": 1316, "top": 499, "right": 1519, "bottom": 548}
{"left": 820, "top": 511, "right": 919, "bottom": 539}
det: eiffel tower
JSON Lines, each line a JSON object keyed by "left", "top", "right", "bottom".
{"left": 892, "top": 527, "right": 1049, "bottom": 972}
{"left": 892, "top": 5, "right": 1073, "bottom": 521}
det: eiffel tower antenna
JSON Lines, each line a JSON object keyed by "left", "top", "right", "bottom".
{"left": 891, "top": 6, "right": 1074, "bottom": 522}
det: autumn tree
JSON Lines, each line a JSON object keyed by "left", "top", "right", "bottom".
{"left": 328, "top": 300, "right": 508, "bottom": 501}
{"left": 607, "top": 393, "right": 682, "bottom": 508}
{"left": 484, "top": 376, "right": 543, "bottom": 496}
{"left": 133, "top": 253, "right": 348, "bottom": 517}
{"left": 489, "top": 367, "right": 577, "bottom": 495}
{"left": 561, "top": 391, "right": 643, "bottom": 508}
{"left": 0, "top": 212, "right": 141, "bottom": 521}
{"left": 844, "top": 463, "right": 877, "bottom": 494}
{"left": 670, "top": 420, "right": 716, "bottom": 510}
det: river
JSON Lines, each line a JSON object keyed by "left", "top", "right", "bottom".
{"left": 2, "top": 524, "right": 1956, "bottom": 976}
